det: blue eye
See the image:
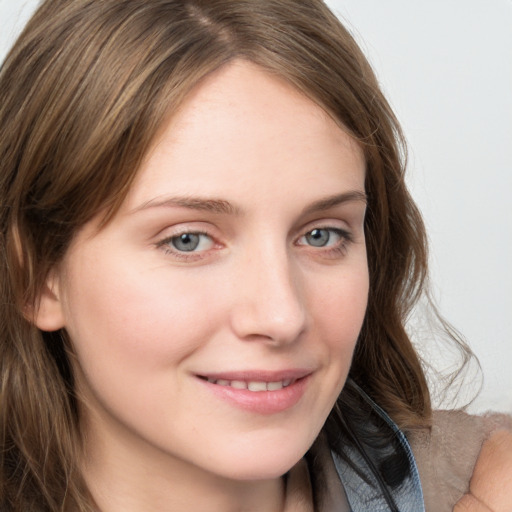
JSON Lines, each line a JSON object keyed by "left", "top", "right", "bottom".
{"left": 302, "top": 228, "right": 344, "bottom": 248}
{"left": 168, "top": 232, "right": 213, "bottom": 252}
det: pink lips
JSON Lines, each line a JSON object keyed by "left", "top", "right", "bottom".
{"left": 196, "top": 369, "right": 312, "bottom": 414}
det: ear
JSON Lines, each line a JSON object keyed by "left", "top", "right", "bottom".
{"left": 32, "top": 273, "right": 66, "bottom": 332}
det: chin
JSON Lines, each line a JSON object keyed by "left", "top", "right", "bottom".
{"left": 205, "top": 431, "right": 315, "bottom": 481}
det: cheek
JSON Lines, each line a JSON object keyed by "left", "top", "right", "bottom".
{"left": 60, "top": 257, "right": 219, "bottom": 371}
{"left": 292, "top": 266, "right": 369, "bottom": 440}
{"left": 312, "top": 266, "right": 369, "bottom": 345}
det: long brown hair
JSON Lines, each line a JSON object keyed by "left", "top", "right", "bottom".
{"left": 0, "top": 0, "right": 469, "bottom": 509}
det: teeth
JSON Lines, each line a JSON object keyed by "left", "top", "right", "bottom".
{"left": 247, "top": 381, "right": 267, "bottom": 392}
{"left": 206, "top": 378, "right": 294, "bottom": 391}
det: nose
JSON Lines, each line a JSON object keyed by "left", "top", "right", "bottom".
{"left": 229, "top": 245, "right": 308, "bottom": 346}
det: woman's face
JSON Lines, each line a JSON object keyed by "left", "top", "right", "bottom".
{"left": 39, "top": 60, "right": 368, "bottom": 482}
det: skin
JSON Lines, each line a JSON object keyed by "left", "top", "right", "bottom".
{"left": 36, "top": 60, "right": 368, "bottom": 512}
{"left": 454, "top": 430, "right": 512, "bottom": 512}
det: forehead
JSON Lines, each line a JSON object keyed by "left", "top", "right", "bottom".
{"left": 122, "top": 59, "right": 365, "bottom": 212}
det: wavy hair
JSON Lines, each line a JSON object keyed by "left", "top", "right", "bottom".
{"left": 0, "top": 0, "right": 470, "bottom": 509}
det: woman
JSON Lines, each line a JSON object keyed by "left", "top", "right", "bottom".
{"left": 0, "top": 1, "right": 510, "bottom": 510}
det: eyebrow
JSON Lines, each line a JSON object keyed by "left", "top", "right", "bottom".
{"left": 301, "top": 191, "right": 367, "bottom": 215}
{"left": 131, "top": 196, "right": 242, "bottom": 215}
{"left": 131, "top": 190, "right": 367, "bottom": 216}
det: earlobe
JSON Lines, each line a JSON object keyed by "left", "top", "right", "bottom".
{"left": 32, "top": 275, "right": 66, "bottom": 332}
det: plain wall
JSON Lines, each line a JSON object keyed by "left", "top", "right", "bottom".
{"left": 1, "top": 0, "right": 511, "bottom": 413}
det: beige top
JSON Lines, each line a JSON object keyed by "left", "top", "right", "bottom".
{"left": 283, "top": 410, "right": 512, "bottom": 512}
{"left": 408, "top": 410, "right": 512, "bottom": 512}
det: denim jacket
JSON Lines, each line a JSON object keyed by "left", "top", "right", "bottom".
{"left": 330, "top": 386, "right": 425, "bottom": 511}
{"left": 316, "top": 386, "right": 511, "bottom": 511}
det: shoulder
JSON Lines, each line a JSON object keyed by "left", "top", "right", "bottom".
{"left": 407, "top": 410, "right": 512, "bottom": 512}
{"left": 454, "top": 429, "right": 512, "bottom": 512}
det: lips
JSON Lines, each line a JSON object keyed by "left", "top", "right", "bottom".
{"left": 196, "top": 369, "right": 312, "bottom": 414}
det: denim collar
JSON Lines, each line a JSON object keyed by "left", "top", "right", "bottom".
{"left": 329, "top": 384, "right": 425, "bottom": 512}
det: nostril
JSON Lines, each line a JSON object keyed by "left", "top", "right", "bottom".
{"left": 228, "top": 299, "right": 305, "bottom": 342}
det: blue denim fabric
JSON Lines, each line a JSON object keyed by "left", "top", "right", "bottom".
{"left": 330, "top": 387, "right": 425, "bottom": 512}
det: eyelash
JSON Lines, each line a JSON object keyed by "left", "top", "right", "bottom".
{"left": 156, "top": 226, "right": 354, "bottom": 261}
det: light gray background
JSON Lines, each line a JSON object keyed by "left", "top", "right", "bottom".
{"left": 1, "top": 0, "right": 511, "bottom": 413}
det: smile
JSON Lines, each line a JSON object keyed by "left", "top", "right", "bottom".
{"left": 197, "top": 371, "right": 312, "bottom": 414}
{"left": 204, "top": 378, "right": 294, "bottom": 391}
